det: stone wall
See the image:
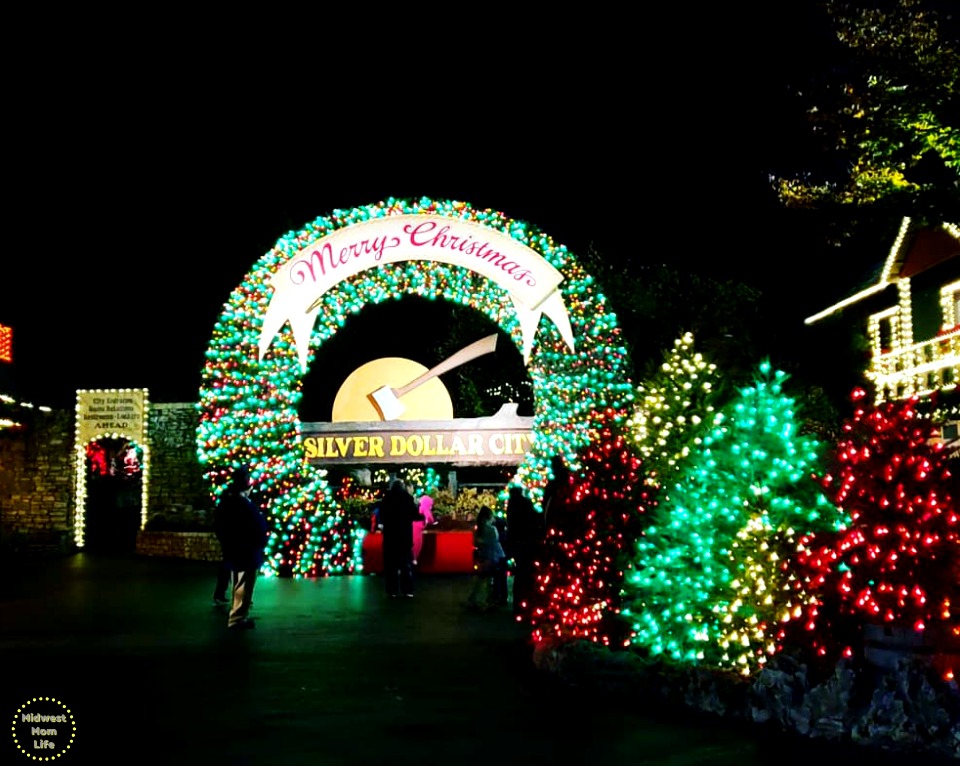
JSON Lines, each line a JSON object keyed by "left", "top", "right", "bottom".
{"left": 146, "top": 403, "right": 212, "bottom": 523}
{"left": 0, "top": 401, "right": 211, "bottom": 551}
{"left": 136, "top": 531, "right": 221, "bottom": 561}
{"left": 0, "top": 409, "right": 75, "bottom": 549}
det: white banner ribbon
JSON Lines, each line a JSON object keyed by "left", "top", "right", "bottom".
{"left": 258, "top": 215, "right": 575, "bottom": 370}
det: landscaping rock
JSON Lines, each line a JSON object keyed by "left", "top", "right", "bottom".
{"left": 538, "top": 639, "right": 960, "bottom": 761}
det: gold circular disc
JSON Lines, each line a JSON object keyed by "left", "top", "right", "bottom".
{"left": 331, "top": 358, "right": 455, "bottom": 422}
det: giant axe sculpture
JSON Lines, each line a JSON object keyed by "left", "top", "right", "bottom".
{"left": 367, "top": 334, "right": 499, "bottom": 421}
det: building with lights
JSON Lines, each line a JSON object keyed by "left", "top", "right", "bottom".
{"left": 0, "top": 321, "right": 29, "bottom": 431}
{"left": 805, "top": 217, "right": 959, "bottom": 447}
{"left": 0, "top": 321, "right": 55, "bottom": 431}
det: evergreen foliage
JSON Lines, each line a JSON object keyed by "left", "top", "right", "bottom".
{"left": 782, "top": 389, "right": 959, "bottom": 679}
{"left": 528, "top": 413, "right": 649, "bottom": 648}
{"left": 627, "top": 332, "right": 722, "bottom": 490}
{"left": 774, "top": 0, "right": 960, "bottom": 221}
{"left": 623, "top": 362, "right": 845, "bottom": 674}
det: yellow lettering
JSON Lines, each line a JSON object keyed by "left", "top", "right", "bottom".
{"left": 304, "top": 429, "right": 532, "bottom": 464}
{"left": 432, "top": 435, "right": 454, "bottom": 456}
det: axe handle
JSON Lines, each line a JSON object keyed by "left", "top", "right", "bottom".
{"left": 394, "top": 334, "right": 498, "bottom": 398}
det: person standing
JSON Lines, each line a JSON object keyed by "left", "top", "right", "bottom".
{"left": 412, "top": 493, "right": 435, "bottom": 566}
{"left": 379, "top": 480, "right": 424, "bottom": 597}
{"left": 542, "top": 454, "right": 572, "bottom": 533}
{"left": 214, "top": 474, "right": 233, "bottom": 604}
{"left": 370, "top": 499, "right": 382, "bottom": 533}
{"left": 216, "top": 466, "right": 269, "bottom": 630}
{"left": 211, "top": 555, "right": 231, "bottom": 606}
{"left": 466, "top": 506, "right": 506, "bottom": 612}
{"left": 506, "top": 485, "right": 544, "bottom": 617}
{"left": 212, "top": 471, "right": 234, "bottom": 606}
{"left": 491, "top": 512, "right": 509, "bottom": 607}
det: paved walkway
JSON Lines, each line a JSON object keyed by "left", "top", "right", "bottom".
{"left": 0, "top": 553, "right": 938, "bottom": 766}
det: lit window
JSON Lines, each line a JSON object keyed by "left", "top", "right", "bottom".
{"left": 0, "top": 324, "right": 11, "bottom": 364}
{"left": 870, "top": 311, "right": 898, "bottom": 354}
{"left": 942, "top": 281, "right": 960, "bottom": 330}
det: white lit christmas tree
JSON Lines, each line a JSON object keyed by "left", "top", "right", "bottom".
{"left": 627, "top": 332, "right": 720, "bottom": 489}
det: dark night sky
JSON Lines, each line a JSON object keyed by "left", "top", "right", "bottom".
{"left": 1, "top": 5, "right": 885, "bottom": 414}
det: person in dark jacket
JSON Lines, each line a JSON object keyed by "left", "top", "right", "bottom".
{"left": 466, "top": 506, "right": 506, "bottom": 611}
{"left": 541, "top": 454, "right": 572, "bottom": 533}
{"left": 379, "top": 480, "right": 424, "bottom": 597}
{"left": 211, "top": 556, "right": 231, "bottom": 606}
{"left": 491, "top": 512, "right": 509, "bottom": 607}
{"left": 215, "top": 466, "right": 269, "bottom": 629}
{"left": 212, "top": 489, "right": 233, "bottom": 605}
{"left": 506, "top": 485, "right": 544, "bottom": 617}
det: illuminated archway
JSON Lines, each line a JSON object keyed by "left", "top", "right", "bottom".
{"left": 197, "top": 198, "right": 633, "bottom": 577}
{"left": 73, "top": 388, "right": 149, "bottom": 550}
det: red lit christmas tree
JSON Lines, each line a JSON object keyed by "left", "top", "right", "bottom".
{"left": 528, "top": 410, "right": 650, "bottom": 648}
{"left": 785, "top": 389, "right": 959, "bottom": 678}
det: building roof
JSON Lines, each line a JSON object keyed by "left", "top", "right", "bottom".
{"left": 899, "top": 226, "right": 960, "bottom": 278}
{"left": 805, "top": 217, "right": 960, "bottom": 325}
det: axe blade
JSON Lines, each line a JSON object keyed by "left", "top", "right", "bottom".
{"left": 368, "top": 386, "right": 405, "bottom": 421}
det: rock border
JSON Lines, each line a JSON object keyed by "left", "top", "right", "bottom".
{"left": 533, "top": 640, "right": 960, "bottom": 761}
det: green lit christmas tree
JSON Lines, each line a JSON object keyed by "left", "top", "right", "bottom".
{"left": 782, "top": 389, "right": 959, "bottom": 680}
{"left": 623, "top": 361, "right": 845, "bottom": 674}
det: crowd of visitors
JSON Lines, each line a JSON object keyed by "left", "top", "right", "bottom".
{"left": 212, "top": 458, "right": 572, "bottom": 625}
